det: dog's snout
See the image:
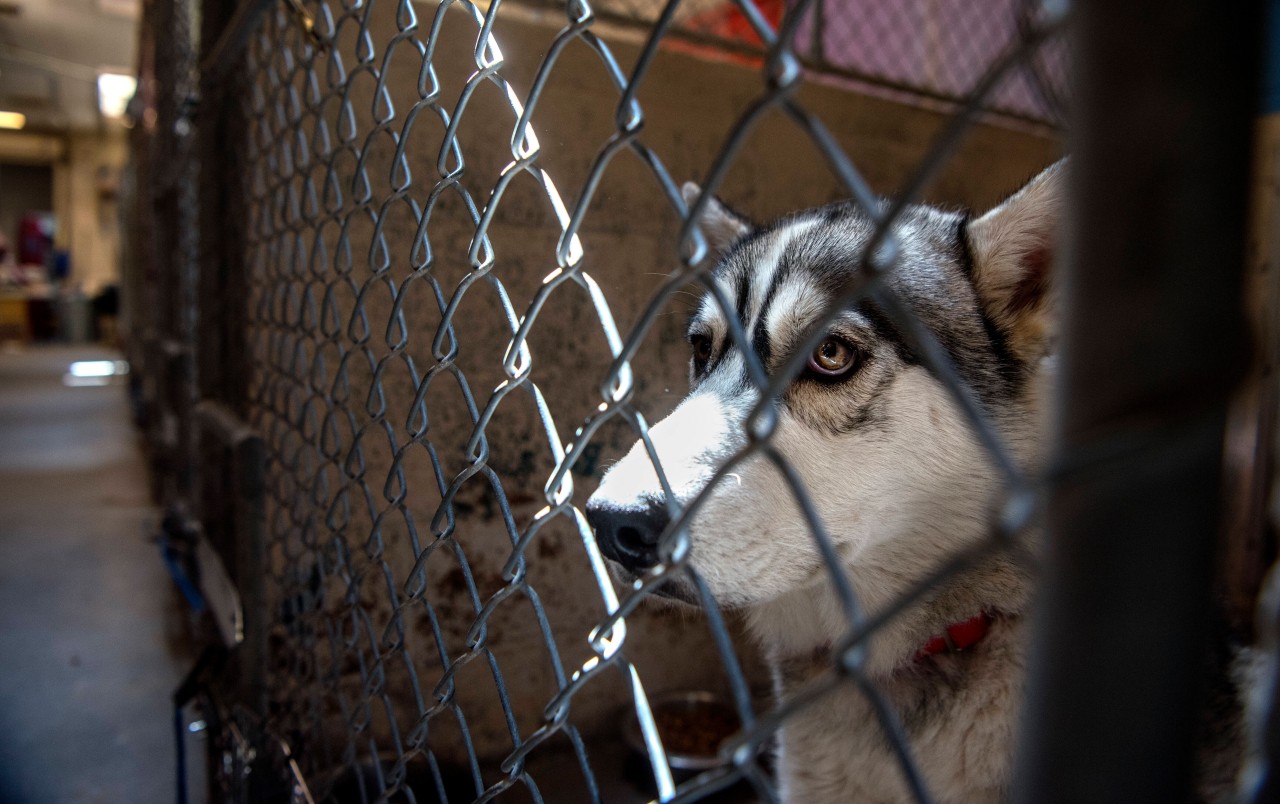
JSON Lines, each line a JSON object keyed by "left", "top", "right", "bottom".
{"left": 585, "top": 500, "right": 669, "bottom": 572}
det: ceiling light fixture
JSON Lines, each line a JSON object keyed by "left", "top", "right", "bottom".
{"left": 97, "top": 72, "right": 136, "bottom": 119}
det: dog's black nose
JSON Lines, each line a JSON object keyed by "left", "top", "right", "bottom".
{"left": 585, "top": 500, "right": 669, "bottom": 572}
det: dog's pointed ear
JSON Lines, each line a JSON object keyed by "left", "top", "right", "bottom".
{"left": 965, "top": 159, "right": 1066, "bottom": 362}
{"left": 682, "top": 181, "right": 752, "bottom": 261}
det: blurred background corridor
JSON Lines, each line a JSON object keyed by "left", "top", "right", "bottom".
{"left": 0, "top": 0, "right": 196, "bottom": 800}
{"left": 0, "top": 345, "right": 196, "bottom": 802}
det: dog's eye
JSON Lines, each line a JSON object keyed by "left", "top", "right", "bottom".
{"left": 808, "top": 336, "right": 860, "bottom": 377}
{"left": 690, "top": 333, "right": 713, "bottom": 365}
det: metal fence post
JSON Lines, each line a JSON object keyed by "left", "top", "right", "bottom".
{"left": 198, "top": 0, "right": 254, "bottom": 412}
{"left": 1014, "top": 1, "right": 1264, "bottom": 800}
{"left": 196, "top": 0, "right": 267, "bottom": 717}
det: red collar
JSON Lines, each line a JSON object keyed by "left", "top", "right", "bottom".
{"left": 914, "top": 611, "right": 993, "bottom": 661}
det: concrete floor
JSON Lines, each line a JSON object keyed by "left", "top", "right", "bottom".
{"left": 0, "top": 344, "right": 194, "bottom": 803}
{"left": 0, "top": 344, "right": 752, "bottom": 803}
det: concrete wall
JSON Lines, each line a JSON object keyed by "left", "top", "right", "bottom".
{"left": 58, "top": 130, "right": 128, "bottom": 294}
{"left": 247, "top": 3, "right": 1061, "bottom": 777}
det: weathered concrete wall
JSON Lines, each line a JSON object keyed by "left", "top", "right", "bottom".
{"left": 250, "top": 1, "right": 1061, "bottom": 777}
{"left": 60, "top": 130, "right": 128, "bottom": 295}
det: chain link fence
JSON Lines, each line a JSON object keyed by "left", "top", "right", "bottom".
{"left": 541, "top": 0, "right": 1069, "bottom": 125}
{"left": 125, "top": 0, "right": 1272, "bottom": 801}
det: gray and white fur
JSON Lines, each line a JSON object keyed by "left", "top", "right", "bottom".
{"left": 585, "top": 162, "right": 1073, "bottom": 802}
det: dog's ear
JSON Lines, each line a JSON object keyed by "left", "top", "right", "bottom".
{"left": 965, "top": 159, "right": 1066, "bottom": 362}
{"left": 682, "top": 182, "right": 752, "bottom": 261}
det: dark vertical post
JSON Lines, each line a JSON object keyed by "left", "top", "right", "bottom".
{"left": 198, "top": 0, "right": 253, "bottom": 413}
{"left": 197, "top": 0, "right": 267, "bottom": 716}
{"left": 1014, "top": 2, "right": 1263, "bottom": 801}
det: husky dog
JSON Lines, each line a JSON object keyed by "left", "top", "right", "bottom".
{"left": 585, "top": 163, "right": 1066, "bottom": 802}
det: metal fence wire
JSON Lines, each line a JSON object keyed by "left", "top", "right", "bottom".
{"left": 233, "top": 0, "right": 1064, "bottom": 798}
{"left": 126, "top": 0, "right": 1268, "bottom": 801}
{"left": 532, "top": 0, "right": 1069, "bottom": 124}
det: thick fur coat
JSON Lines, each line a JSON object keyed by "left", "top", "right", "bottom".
{"left": 587, "top": 164, "right": 1072, "bottom": 801}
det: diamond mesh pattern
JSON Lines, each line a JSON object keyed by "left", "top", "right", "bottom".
{"left": 226, "top": 0, "right": 1067, "bottom": 800}
{"left": 561, "top": 0, "right": 1068, "bottom": 124}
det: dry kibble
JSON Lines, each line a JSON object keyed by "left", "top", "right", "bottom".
{"left": 654, "top": 702, "right": 739, "bottom": 758}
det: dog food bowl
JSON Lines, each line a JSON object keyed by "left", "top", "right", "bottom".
{"left": 624, "top": 690, "right": 742, "bottom": 772}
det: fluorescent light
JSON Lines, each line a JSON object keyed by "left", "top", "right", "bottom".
{"left": 97, "top": 73, "right": 136, "bottom": 119}
{"left": 0, "top": 111, "right": 25, "bottom": 130}
{"left": 69, "top": 360, "right": 130, "bottom": 377}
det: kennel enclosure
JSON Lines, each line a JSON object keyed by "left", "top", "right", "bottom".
{"left": 126, "top": 0, "right": 1276, "bottom": 800}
